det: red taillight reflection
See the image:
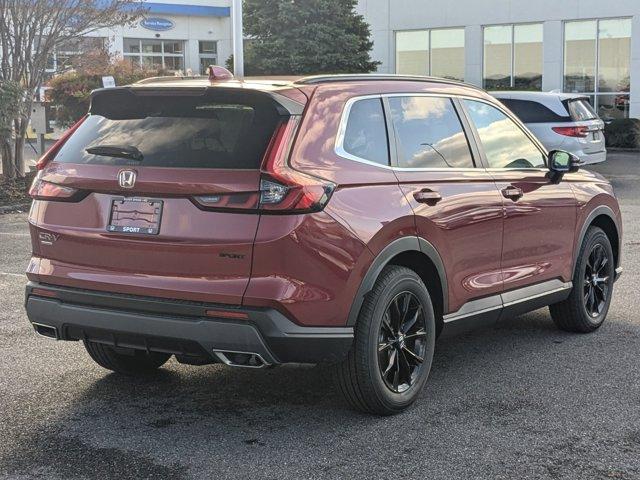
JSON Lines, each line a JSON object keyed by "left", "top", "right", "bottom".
{"left": 205, "top": 309, "right": 249, "bottom": 320}
{"left": 552, "top": 126, "right": 589, "bottom": 138}
{"left": 31, "top": 288, "right": 58, "bottom": 299}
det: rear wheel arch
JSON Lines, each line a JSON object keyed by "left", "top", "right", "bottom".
{"left": 347, "top": 237, "right": 447, "bottom": 335}
{"left": 575, "top": 206, "right": 621, "bottom": 272}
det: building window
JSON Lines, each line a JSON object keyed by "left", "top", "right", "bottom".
{"left": 483, "top": 23, "right": 543, "bottom": 91}
{"left": 44, "top": 37, "right": 106, "bottom": 75}
{"left": 198, "top": 41, "right": 218, "bottom": 74}
{"left": 395, "top": 28, "right": 465, "bottom": 81}
{"left": 564, "top": 18, "right": 631, "bottom": 120}
{"left": 123, "top": 38, "right": 185, "bottom": 72}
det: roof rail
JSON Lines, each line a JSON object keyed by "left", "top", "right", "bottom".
{"left": 294, "top": 74, "right": 482, "bottom": 90}
{"left": 134, "top": 75, "right": 205, "bottom": 85}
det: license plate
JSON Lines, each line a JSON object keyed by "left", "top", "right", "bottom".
{"left": 107, "top": 197, "right": 163, "bottom": 235}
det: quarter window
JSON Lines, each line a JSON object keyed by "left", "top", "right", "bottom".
{"left": 498, "top": 99, "right": 570, "bottom": 123}
{"left": 389, "top": 96, "right": 474, "bottom": 169}
{"left": 342, "top": 98, "right": 389, "bottom": 166}
{"left": 463, "top": 100, "right": 545, "bottom": 169}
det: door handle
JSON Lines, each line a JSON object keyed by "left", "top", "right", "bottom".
{"left": 413, "top": 189, "right": 442, "bottom": 204}
{"left": 501, "top": 186, "right": 524, "bottom": 200}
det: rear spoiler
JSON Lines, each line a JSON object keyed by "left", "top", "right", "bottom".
{"left": 89, "top": 86, "right": 305, "bottom": 117}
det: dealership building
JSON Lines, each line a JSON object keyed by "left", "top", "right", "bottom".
{"left": 51, "top": 0, "right": 638, "bottom": 119}
{"left": 356, "top": 0, "right": 639, "bottom": 119}
{"left": 49, "top": 0, "right": 233, "bottom": 78}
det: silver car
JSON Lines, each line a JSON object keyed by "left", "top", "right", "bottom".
{"left": 492, "top": 91, "right": 606, "bottom": 165}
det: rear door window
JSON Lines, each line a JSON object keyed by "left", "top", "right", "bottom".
{"left": 498, "top": 99, "right": 570, "bottom": 123}
{"left": 388, "top": 96, "right": 475, "bottom": 169}
{"left": 566, "top": 99, "right": 598, "bottom": 121}
{"left": 342, "top": 98, "right": 389, "bottom": 165}
{"left": 53, "top": 90, "right": 283, "bottom": 169}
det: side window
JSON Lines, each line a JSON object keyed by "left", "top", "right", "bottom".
{"left": 342, "top": 98, "right": 389, "bottom": 165}
{"left": 499, "top": 99, "right": 570, "bottom": 123}
{"left": 388, "top": 96, "right": 474, "bottom": 169}
{"left": 463, "top": 99, "right": 546, "bottom": 169}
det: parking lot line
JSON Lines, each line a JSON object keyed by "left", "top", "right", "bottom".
{"left": 0, "top": 232, "right": 30, "bottom": 237}
{"left": 0, "top": 272, "right": 24, "bottom": 278}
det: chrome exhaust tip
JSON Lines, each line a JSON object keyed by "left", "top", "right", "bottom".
{"left": 32, "top": 322, "right": 59, "bottom": 340}
{"left": 213, "top": 350, "right": 270, "bottom": 369}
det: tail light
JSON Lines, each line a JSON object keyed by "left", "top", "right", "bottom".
{"left": 258, "top": 117, "right": 335, "bottom": 213}
{"left": 552, "top": 126, "right": 589, "bottom": 138}
{"left": 193, "top": 116, "right": 335, "bottom": 214}
{"left": 29, "top": 179, "right": 80, "bottom": 201}
{"left": 30, "top": 116, "right": 87, "bottom": 202}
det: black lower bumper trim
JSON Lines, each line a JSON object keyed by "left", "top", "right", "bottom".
{"left": 25, "top": 282, "right": 353, "bottom": 364}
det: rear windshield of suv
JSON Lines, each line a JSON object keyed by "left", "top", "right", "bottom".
{"left": 566, "top": 99, "right": 598, "bottom": 121}
{"left": 53, "top": 89, "right": 283, "bottom": 169}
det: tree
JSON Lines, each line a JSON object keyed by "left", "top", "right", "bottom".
{"left": 0, "top": 0, "right": 145, "bottom": 179}
{"left": 48, "top": 47, "right": 167, "bottom": 128}
{"left": 0, "top": 80, "right": 24, "bottom": 178}
{"left": 239, "top": 0, "right": 379, "bottom": 76}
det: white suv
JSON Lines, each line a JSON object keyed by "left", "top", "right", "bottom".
{"left": 492, "top": 91, "right": 606, "bottom": 165}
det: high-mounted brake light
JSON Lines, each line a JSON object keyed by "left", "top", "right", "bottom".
{"left": 259, "top": 118, "right": 336, "bottom": 213}
{"left": 552, "top": 126, "right": 589, "bottom": 138}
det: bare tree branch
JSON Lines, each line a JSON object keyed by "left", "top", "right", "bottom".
{"left": 0, "top": 0, "right": 146, "bottom": 178}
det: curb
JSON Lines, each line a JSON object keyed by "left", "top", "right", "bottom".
{"left": 608, "top": 148, "right": 640, "bottom": 153}
{"left": 0, "top": 203, "right": 31, "bottom": 214}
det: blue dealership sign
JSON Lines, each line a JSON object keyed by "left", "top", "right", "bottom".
{"left": 140, "top": 17, "right": 175, "bottom": 31}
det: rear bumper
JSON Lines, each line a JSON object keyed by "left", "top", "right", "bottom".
{"left": 24, "top": 282, "right": 353, "bottom": 365}
{"left": 578, "top": 149, "right": 607, "bottom": 165}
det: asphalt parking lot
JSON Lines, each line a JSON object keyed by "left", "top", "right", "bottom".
{"left": 1, "top": 153, "right": 639, "bottom": 479}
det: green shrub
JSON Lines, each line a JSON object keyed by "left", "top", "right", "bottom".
{"left": 604, "top": 118, "right": 640, "bottom": 149}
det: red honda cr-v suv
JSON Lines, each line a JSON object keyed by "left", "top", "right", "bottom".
{"left": 25, "top": 72, "right": 622, "bottom": 415}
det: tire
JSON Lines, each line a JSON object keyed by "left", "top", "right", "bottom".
{"left": 334, "top": 265, "right": 436, "bottom": 415}
{"left": 84, "top": 340, "right": 171, "bottom": 375}
{"left": 550, "top": 226, "right": 615, "bottom": 333}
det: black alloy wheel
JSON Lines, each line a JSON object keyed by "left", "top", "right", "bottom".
{"left": 377, "top": 291, "right": 428, "bottom": 393}
{"left": 583, "top": 243, "right": 611, "bottom": 318}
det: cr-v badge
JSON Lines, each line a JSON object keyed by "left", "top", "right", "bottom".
{"left": 118, "top": 170, "right": 137, "bottom": 189}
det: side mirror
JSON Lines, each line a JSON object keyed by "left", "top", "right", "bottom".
{"left": 548, "top": 150, "right": 581, "bottom": 175}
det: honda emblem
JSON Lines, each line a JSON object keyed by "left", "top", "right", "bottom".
{"left": 118, "top": 170, "right": 137, "bottom": 189}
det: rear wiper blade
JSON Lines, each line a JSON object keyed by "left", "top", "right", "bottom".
{"left": 86, "top": 145, "right": 143, "bottom": 161}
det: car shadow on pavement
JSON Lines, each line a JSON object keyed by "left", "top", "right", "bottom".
{"left": 3, "top": 307, "right": 639, "bottom": 479}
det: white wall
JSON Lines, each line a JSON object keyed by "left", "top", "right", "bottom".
{"left": 91, "top": 0, "right": 232, "bottom": 75}
{"left": 358, "top": 0, "right": 640, "bottom": 117}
